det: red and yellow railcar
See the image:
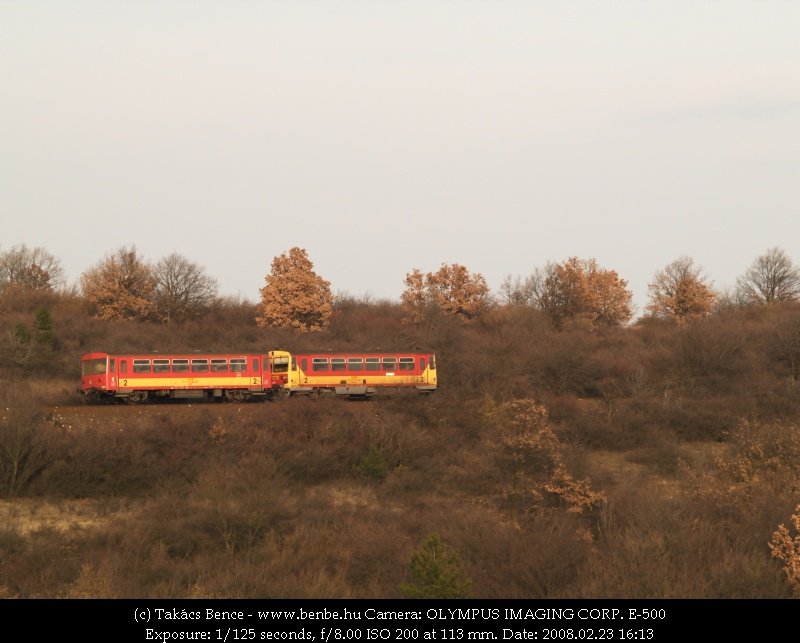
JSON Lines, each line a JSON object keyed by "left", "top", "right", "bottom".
{"left": 80, "top": 352, "right": 283, "bottom": 403}
{"left": 275, "top": 350, "right": 437, "bottom": 397}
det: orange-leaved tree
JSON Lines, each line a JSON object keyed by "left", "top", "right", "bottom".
{"left": 646, "top": 256, "right": 716, "bottom": 324}
{"left": 80, "top": 246, "right": 156, "bottom": 321}
{"left": 256, "top": 247, "right": 333, "bottom": 332}
{"left": 533, "top": 257, "right": 632, "bottom": 328}
{"left": 401, "top": 263, "right": 490, "bottom": 322}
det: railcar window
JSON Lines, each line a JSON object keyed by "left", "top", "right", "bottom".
{"left": 430, "top": 355, "right": 436, "bottom": 370}
{"left": 331, "top": 358, "right": 346, "bottom": 372}
{"left": 153, "top": 359, "right": 170, "bottom": 373}
{"left": 82, "top": 358, "right": 107, "bottom": 376}
{"left": 251, "top": 359, "right": 258, "bottom": 372}
{"left": 301, "top": 358, "right": 308, "bottom": 371}
{"left": 399, "top": 357, "right": 414, "bottom": 371}
{"left": 133, "top": 359, "right": 151, "bottom": 373}
{"left": 312, "top": 358, "right": 329, "bottom": 372}
{"left": 211, "top": 359, "right": 228, "bottom": 372}
{"left": 365, "top": 357, "right": 380, "bottom": 371}
{"left": 172, "top": 359, "right": 189, "bottom": 373}
{"left": 272, "top": 356, "right": 289, "bottom": 373}
{"left": 419, "top": 357, "right": 426, "bottom": 370}
{"left": 348, "top": 358, "right": 363, "bottom": 371}
{"left": 230, "top": 359, "right": 246, "bottom": 372}
{"left": 191, "top": 359, "right": 209, "bottom": 373}
{"left": 120, "top": 360, "right": 127, "bottom": 374}
{"left": 382, "top": 358, "right": 397, "bottom": 371}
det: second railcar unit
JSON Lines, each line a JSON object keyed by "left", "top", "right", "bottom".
{"left": 270, "top": 350, "right": 437, "bottom": 397}
{"left": 80, "top": 352, "right": 282, "bottom": 403}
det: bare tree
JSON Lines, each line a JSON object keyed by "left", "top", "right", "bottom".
{"left": 80, "top": 246, "right": 156, "bottom": 321}
{"left": 499, "top": 274, "right": 537, "bottom": 306}
{"left": 153, "top": 253, "right": 218, "bottom": 322}
{"left": 646, "top": 256, "right": 716, "bottom": 323}
{"left": 0, "top": 391, "right": 48, "bottom": 497}
{"left": 736, "top": 247, "right": 800, "bottom": 305}
{"left": 256, "top": 247, "right": 333, "bottom": 332}
{"left": 0, "top": 244, "right": 65, "bottom": 291}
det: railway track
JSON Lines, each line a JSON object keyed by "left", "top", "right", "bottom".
{"left": 43, "top": 398, "right": 286, "bottom": 431}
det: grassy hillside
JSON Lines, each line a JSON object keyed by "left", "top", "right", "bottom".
{"left": 1, "top": 292, "right": 800, "bottom": 597}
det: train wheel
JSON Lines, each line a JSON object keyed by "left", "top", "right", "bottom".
{"left": 126, "top": 391, "right": 148, "bottom": 404}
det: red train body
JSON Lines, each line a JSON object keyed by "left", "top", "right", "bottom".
{"left": 80, "top": 349, "right": 437, "bottom": 402}
{"left": 80, "top": 352, "right": 282, "bottom": 402}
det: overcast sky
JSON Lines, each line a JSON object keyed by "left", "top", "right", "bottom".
{"left": 2, "top": 1, "right": 798, "bottom": 316}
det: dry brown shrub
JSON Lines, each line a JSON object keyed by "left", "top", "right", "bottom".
{"left": 716, "top": 419, "right": 800, "bottom": 485}
{"left": 66, "top": 560, "right": 118, "bottom": 598}
{"left": 0, "top": 527, "right": 84, "bottom": 597}
{"left": 453, "top": 505, "right": 591, "bottom": 598}
{"left": 191, "top": 454, "right": 293, "bottom": 555}
{"left": 0, "top": 400, "right": 50, "bottom": 498}
{"left": 769, "top": 505, "right": 800, "bottom": 595}
{"left": 674, "top": 316, "right": 747, "bottom": 383}
{"left": 489, "top": 399, "right": 605, "bottom": 516}
{"left": 575, "top": 481, "right": 789, "bottom": 598}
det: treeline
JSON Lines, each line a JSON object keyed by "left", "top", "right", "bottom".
{"left": 3, "top": 243, "right": 800, "bottom": 331}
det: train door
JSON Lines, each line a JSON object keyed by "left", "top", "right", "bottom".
{"left": 418, "top": 354, "right": 436, "bottom": 391}
{"left": 108, "top": 357, "right": 117, "bottom": 391}
{"left": 119, "top": 359, "right": 127, "bottom": 390}
{"left": 251, "top": 358, "right": 260, "bottom": 388}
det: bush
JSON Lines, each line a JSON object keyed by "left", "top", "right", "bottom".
{"left": 3, "top": 283, "right": 800, "bottom": 597}
{"left": 0, "top": 386, "right": 50, "bottom": 497}
{"left": 399, "top": 533, "right": 472, "bottom": 598}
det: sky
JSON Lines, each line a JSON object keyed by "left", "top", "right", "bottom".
{"left": 2, "top": 1, "right": 799, "bottom": 316}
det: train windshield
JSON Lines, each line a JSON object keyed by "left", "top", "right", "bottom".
{"left": 82, "top": 358, "right": 107, "bottom": 376}
{"left": 271, "top": 355, "right": 289, "bottom": 373}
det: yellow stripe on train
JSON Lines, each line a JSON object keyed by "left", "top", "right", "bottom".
{"left": 117, "top": 377, "right": 262, "bottom": 388}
